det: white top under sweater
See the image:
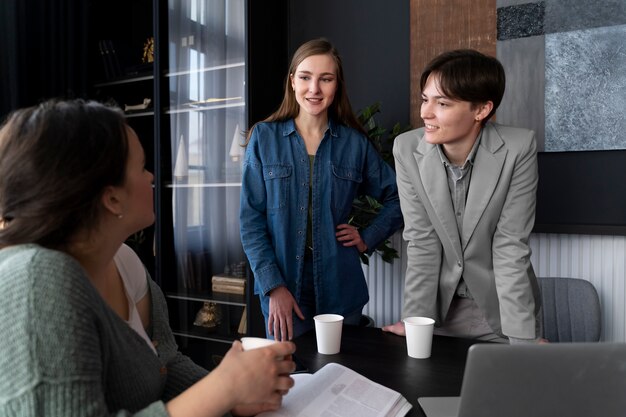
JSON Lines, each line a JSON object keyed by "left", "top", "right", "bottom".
{"left": 114, "top": 243, "right": 157, "bottom": 354}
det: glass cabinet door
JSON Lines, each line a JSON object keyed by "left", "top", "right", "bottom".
{"left": 160, "top": 0, "right": 248, "bottom": 360}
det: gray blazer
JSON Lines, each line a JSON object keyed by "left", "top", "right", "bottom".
{"left": 394, "top": 122, "right": 541, "bottom": 339}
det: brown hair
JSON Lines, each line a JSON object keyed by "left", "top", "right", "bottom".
{"left": 246, "top": 38, "right": 367, "bottom": 142}
{"left": 420, "top": 49, "right": 506, "bottom": 123}
{"left": 0, "top": 99, "right": 129, "bottom": 249}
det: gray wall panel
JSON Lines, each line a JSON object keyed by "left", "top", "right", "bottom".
{"left": 545, "top": 0, "right": 626, "bottom": 33}
{"left": 497, "top": 36, "right": 546, "bottom": 150}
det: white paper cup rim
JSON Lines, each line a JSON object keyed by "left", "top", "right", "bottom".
{"left": 314, "top": 314, "right": 344, "bottom": 323}
{"left": 403, "top": 316, "right": 435, "bottom": 326}
{"left": 240, "top": 337, "right": 277, "bottom": 350}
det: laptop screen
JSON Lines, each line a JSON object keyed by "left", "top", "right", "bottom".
{"left": 457, "top": 343, "right": 626, "bottom": 417}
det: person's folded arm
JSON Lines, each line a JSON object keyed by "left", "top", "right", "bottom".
{"left": 358, "top": 141, "right": 404, "bottom": 255}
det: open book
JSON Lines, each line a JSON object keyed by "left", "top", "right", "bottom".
{"left": 258, "top": 362, "right": 412, "bottom": 417}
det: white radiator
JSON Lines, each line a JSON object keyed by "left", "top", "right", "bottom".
{"left": 362, "top": 232, "right": 626, "bottom": 342}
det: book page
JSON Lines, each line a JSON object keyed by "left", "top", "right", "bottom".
{"left": 258, "top": 363, "right": 411, "bottom": 417}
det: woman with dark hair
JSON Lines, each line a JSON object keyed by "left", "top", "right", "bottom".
{"left": 240, "top": 38, "right": 403, "bottom": 341}
{"left": 0, "top": 99, "right": 295, "bottom": 416}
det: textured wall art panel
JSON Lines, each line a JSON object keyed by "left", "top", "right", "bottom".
{"left": 545, "top": 0, "right": 626, "bottom": 34}
{"left": 545, "top": 24, "right": 626, "bottom": 152}
{"left": 497, "top": 1, "right": 544, "bottom": 41}
{"left": 497, "top": 36, "right": 545, "bottom": 150}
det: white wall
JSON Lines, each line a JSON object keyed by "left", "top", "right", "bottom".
{"left": 363, "top": 232, "right": 626, "bottom": 342}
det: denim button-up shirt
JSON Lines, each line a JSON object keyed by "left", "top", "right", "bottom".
{"left": 240, "top": 119, "right": 403, "bottom": 315}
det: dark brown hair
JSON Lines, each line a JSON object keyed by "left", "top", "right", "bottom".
{"left": 246, "top": 38, "right": 367, "bottom": 142}
{"left": 0, "top": 99, "right": 129, "bottom": 249}
{"left": 420, "top": 49, "right": 506, "bottom": 123}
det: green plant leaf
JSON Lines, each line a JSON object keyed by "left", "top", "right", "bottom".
{"left": 349, "top": 102, "right": 409, "bottom": 265}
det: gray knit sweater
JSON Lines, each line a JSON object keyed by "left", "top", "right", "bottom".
{"left": 0, "top": 244, "right": 209, "bottom": 416}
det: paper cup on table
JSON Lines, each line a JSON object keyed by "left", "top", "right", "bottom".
{"left": 403, "top": 317, "right": 435, "bottom": 359}
{"left": 313, "top": 314, "right": 344, "bottom": 354}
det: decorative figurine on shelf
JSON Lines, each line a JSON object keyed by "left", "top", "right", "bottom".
{"left": 142, "top": 37, "right": 154, "bottom": 64}
{"left": 193, "top": 301, "right": 221, "bottom": 330}
{"left": 124, "top": 98, "right": 152, "bottom": 112}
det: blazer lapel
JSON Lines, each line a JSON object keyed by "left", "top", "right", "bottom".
{"left": 415, "top": 140, "right": 463, "bottom": 260}
{"left": 462, "top": 124, "right": 506, "bottom": 248}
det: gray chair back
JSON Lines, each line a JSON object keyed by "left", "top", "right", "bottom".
{"left": 538, "top": 277, "right": 601, "bottom": 342}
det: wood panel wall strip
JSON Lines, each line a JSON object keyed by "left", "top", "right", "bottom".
{"left": 410, "top": 0, "right": 497, "bottom": 126}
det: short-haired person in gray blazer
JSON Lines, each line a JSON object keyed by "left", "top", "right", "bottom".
{"left": 382, "top": 49, "right": 544, "bottom": 343}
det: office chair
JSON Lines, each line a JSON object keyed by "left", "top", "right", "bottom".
{"left": 538, "top": 277, "right": 601, "bottom": 342}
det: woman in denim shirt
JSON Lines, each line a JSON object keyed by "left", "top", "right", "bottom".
{"left": 240, "top": 39, "right": 403, "bottom": 341}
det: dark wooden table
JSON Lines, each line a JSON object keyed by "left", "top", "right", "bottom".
{"left": 292, "top": 325, "right": 479, "bottom": 417}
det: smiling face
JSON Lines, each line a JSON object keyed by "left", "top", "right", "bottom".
{"left": 420, "top": 73, "right": 489, "bottom": 151}
{"left": 290, "top": 53, "right": 338, "bottom": 119}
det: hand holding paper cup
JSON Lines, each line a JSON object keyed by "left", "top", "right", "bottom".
{"left": 403, "top": 316, "right": 435, "bottom": 359}
{"left": 313, "top": 314, "right": 344, "bottom": 354}
{"left": 239, "top": 337, "right": 294, "bottom": 396}
{"left": 240, "top": 336, "right": 289, "bottom": 360}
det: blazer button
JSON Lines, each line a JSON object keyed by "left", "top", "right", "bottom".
{"left": 457, "top": 261, "right": 462, "bottom": 267}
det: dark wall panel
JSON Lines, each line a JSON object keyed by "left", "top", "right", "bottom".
{"left": 535, "top": 151, "right": 626, "bottom": 235}
{"left": 289, "top": 0, "right": 410, "bottom": 130}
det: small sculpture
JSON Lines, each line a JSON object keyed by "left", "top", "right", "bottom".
{"left": 124, "top": 98, "right": 152, "bottom": 112}
{"left": 193, "top": 302, "right": 221, "bottom": 330}
{"left": 142, "top": 37, "right": 154, "bottom": 64}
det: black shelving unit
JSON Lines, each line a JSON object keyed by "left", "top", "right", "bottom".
{"left": 88, "top": 0, "right": 288, "bottom": 370}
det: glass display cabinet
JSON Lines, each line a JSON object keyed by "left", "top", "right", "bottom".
{"left": 156, "top": 0, "right": 254, "bottom": 368}
{"left": 90, "top": 0, "right": 288, "bottom": 369}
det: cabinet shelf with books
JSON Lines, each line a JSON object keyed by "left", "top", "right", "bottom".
{"left": 86, "top": 0, "right": 289, "bottom": 368}
{"left": 88, "top": 0, "right": 154, "bottom": 84}
{"left": 154, "top": 0, "right": 261, "bottom": 368}
{"left": 152, "top": 0, "right": 291, "bottom": 367}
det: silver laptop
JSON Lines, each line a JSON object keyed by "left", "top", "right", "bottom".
{"left": 418, "top": 342, "right": 626, "bottom": 417}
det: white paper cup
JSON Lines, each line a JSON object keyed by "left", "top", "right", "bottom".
{"left": 240, "top": 337, "right": 278, "bottom": 351}
{"left": 240, "top": 337, "right": 289, "bottom": 375}
{"left": 313, "top": 314, "right": 344, "bottom": 354}
{"left": 403, "top": 316, "right": 435, "bottom": 359}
